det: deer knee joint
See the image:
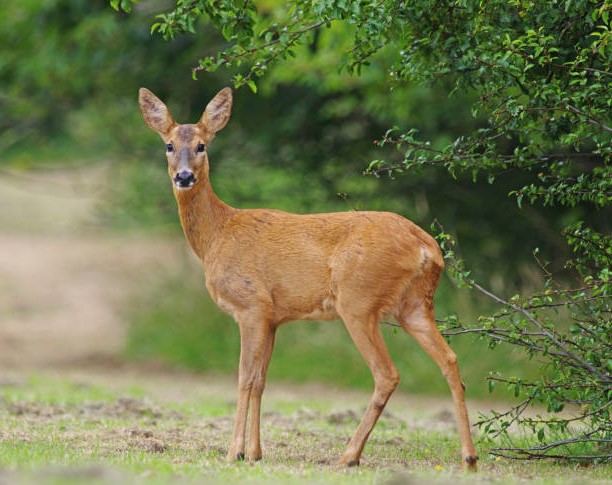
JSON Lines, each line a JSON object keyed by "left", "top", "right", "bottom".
{"left": 440, "top": 352, "right": 458, "bottom": 378}
{"left": 251, "top": 380, "right": 266, "bottom": 396}
{"left": 238, "top": 379, "right": 254, "bottom": 393}
{"left": 374, "top": 371, "right": 399, "bottom": 406}
{"left": 384, "top": 369, "right": 400, "bottom": 393}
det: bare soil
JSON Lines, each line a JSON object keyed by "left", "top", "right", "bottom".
{"left": 0, "top": 164, "right": 182, "bottom": 368}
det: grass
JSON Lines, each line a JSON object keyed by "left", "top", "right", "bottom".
{"left": 1, "top": 372, "right": 610, "bottom": 485}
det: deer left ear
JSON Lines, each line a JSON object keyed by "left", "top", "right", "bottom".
{"left": 200, "top": 87, "right": 232, "bottom": 134}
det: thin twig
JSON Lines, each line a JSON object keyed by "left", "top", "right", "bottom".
{"left": 468, "top": 279, "right": 607, "bottom": 380}
{"left": 192, "top": 20, "right": 328, "bottom": 73}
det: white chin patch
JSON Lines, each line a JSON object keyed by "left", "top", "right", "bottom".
{"left": 175, "top": 182, "right": 195, "bottom": 190}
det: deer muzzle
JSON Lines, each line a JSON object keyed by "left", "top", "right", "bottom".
{"left": 174, "top": 170, "right": 196, "bottom": 189}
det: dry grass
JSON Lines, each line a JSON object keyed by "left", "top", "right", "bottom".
{"left": 1, "top": 369, "right": 611, "bottom": 485}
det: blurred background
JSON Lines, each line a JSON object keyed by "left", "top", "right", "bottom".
{"left": 1, "top": 0, "right": 577, "bottom": 399}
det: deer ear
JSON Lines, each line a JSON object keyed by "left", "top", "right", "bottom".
{"left": 138, "top": 88, "right": 176, "bottom": 137}
{"left": 200, "top": 87, "right": 232, "bottom": 134}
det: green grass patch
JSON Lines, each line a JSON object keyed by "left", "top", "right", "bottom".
{"left": 1, "top": 373, "right": 610, "bottom": 485}
{"left": 2, "top": 135, "right": 110, "bottom": 170}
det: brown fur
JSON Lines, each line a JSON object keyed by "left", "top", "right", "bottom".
{"left": 138, "top": 87, "right": 478, "bottom": 470}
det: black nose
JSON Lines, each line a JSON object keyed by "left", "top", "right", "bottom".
{"left": 174, "top": 171, "right": 196, "bottom": 187}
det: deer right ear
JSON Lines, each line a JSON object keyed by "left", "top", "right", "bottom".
{"left": 138, "top": 88, "right": 175, "bottom": 137}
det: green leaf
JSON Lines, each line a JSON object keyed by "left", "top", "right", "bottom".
{"left": 246, "top": 79, "right": 258, "bottom": 93}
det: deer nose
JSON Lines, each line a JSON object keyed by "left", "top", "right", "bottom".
{"left": 174, "top": 170, "right": 196, "bottom": 188}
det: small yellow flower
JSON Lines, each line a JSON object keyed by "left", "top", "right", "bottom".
{"left": 434, "top": 465, "right": 443, "bottom": 471}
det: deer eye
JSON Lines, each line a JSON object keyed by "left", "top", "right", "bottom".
{"left": 196, "top": 143, "right": 205, "bottom": 153}
{"left": 166, "top": 143, "right": 174, "bottom": 153}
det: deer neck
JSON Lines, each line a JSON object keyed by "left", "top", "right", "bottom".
{"left": 174, "top": 179, "right": 234, "bottom": 261}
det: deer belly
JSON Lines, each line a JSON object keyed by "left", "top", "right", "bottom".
{"left": 269, "top": 286, "right": 339, "bottom": 323}
{"left": 292, "top": 295, "right": 339, "bottom": 322}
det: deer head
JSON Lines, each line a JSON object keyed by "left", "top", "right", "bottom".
{"left": 138, "top": 87, "right": 233, "bottom": 191}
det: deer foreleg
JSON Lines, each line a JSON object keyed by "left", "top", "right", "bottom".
{"left": 247, "top": 327, "right": 276, "bottom": 461}
{"left": 228, "top": 320, "right": 275, "bottom": 462}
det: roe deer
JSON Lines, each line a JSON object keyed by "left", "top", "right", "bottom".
{"left": 138, "top": 87, "right": 478, "bottom": 471}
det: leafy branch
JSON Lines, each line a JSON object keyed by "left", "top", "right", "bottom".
{"left": 434, "top": 224, "right": 611, "bottom": 463}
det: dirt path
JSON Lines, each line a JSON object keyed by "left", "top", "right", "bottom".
{"left": 0, "top": 165, "right": 181, "bottom": 368}
{"left": 0, "top": 232, "right": 182, "bottom": 368}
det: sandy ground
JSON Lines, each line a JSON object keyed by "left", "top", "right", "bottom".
{"left": 0, "top": 164, "right": 181, "bottom": 368}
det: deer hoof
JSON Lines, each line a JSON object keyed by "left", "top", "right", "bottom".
{"left": 236, "top": 452, "right": 245, "bottom": 461}
{"left": 464, "top": 455, "right": 478, "bottom": 471}
{"left": 348, "top": 460, "right": 360, "bottom": 467}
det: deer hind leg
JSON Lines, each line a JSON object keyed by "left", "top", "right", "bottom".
{"left": 228, "top": 319, "right": 276, "bottom": 462}
{"left": 401, "top": 304, "right": 478, "bottom": 471}
{"left": 338, "top": 313, "right": 400, "bottom": 467}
